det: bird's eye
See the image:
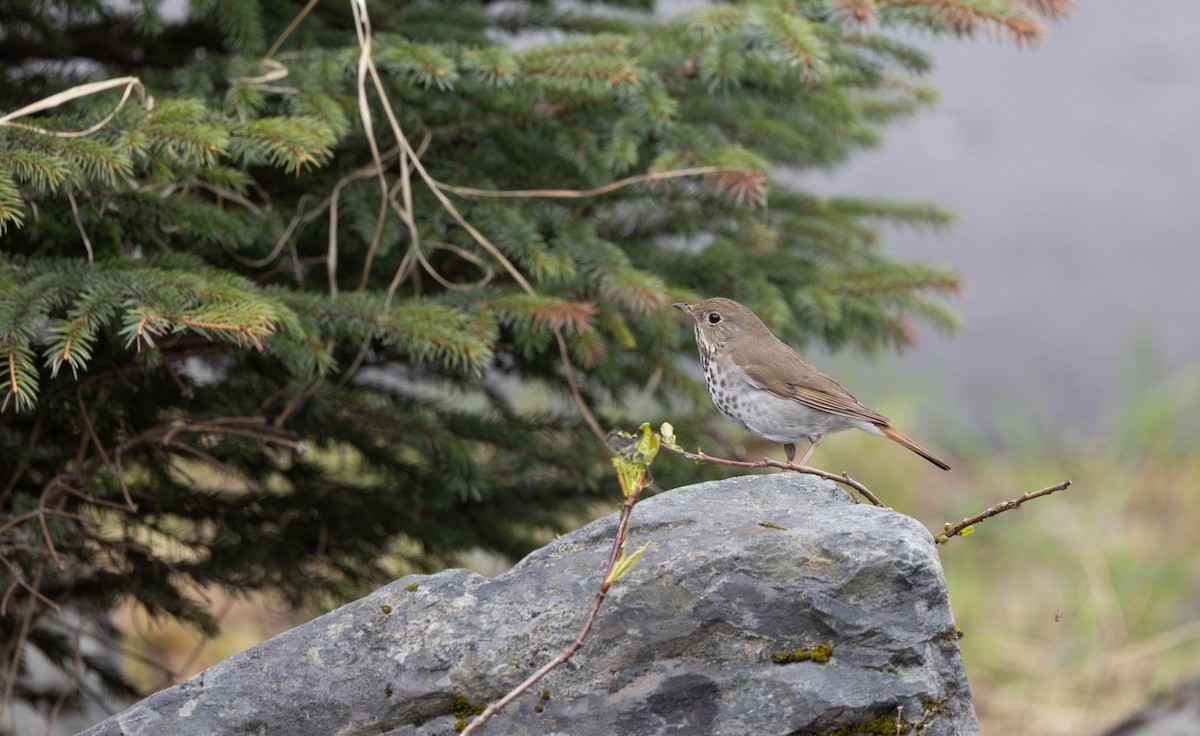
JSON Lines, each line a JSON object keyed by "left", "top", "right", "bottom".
{"left": 708, "top": 312, "right": 721, "bottom": 324}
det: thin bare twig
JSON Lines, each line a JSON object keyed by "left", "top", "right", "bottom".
{"left": 47, "top": 614, "right": 87, "bottom": 732}
{"left": 460, "top": 470, "right": 648, "bottom": 734}
{"left": 0, "top": 506, "right": 90, "bottom": 542}
{"left": 269, "top": 376, "right": 324, "bottom": 427}
{"left": 436, "top": 165, "right": 740, "bottom": 200}
{"left": 66, "top": 192, "right": 94, "bottom": 262}
{"left": 0, "top": 557, "right": 61, "bottom": 616}
{"left": 55, "top": 481, "right": 134, "bottom": 511}
{"left": 1, "top": 562, "right": 46, "bottom": 710}
{"left": 658, "top": 446, "right": 1072, "bottom": 542}
{"left": 233, "top": 194, "right": 310, "bottom": 269}
{"left": 36, "top": 494, "right": 64, "bottom": 569}
{"left": 264, "top": 0, "right": 322, "bottom": 61}
{"left": 554, "top": 330, "right": 607, "bottom": 443}
{"left": 934, "top": 480, "right": 1072, "bottom": 543}
{"left": 658, "top": 443, "right": 885, "bottom": 507}
{"left": 76, "top": 384, "right": 114, "bottom": 470}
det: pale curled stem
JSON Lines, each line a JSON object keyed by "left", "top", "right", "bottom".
{"left": 436, "top": 165, "right": 737, "bottom": 200}
{"left": 0, "top": 76, "right": 144, "bottom": 134}
{"left": 658, "top": 444, "right": 885, "bottom": 507}
{"left": 66, "top": 192, "right": 94, "bottom": 263}
{"left": 460, "top": 476, "right": 644, "bottom": 735}
{"left": 934, "top": 479, "right": 1072, "bottom": 544}
{"left": 350, "top": 0, "right": 606, "bottom": 444}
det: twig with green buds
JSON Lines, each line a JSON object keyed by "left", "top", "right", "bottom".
{"left": 461, "top": 422, "right": 668, "bottom": 735}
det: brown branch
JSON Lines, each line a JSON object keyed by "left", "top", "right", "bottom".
{"left": 36, "top": 502, "right": 63, "bottom": 569}
{"left": 17, "top": 413, "right": 303, "bottom": 527}
{"left": 436, "top": 165, "right": 740, "bottom": 200}
{"left": 460, "top": 471, "right": 647, "bottom": 735}
{"left": 658, "top": 444, "right": 886, "bottom": 507}
{"left": 0, "top": 411, "right": 44, "bottom": 506}
{"left": 162, "top": 358, "right": 195, "bottom": 399}
{"left": 0, "top": 561, "right": 46, "bottom": 711}
{"left": 0, "top": 557, "right": 62, "bottom": 616}
{"left": 553, "top": 329, "right": 606, "bottom": 444}
{"left": 55, "top": 481, "right": 133, "bottom": 511}
{"left": 933, "top": 480, "right": 1072, "bottom": 544}
{"left": 658, "top": 445, "right": 1071, "bottom": 542}
{"left": 110, "top": 450, "right": 137, "bottom": 512}
{"left": 73, "top": 342, "right": 225, "bottom": 394}
{"left": 77, "top": 384, "right": 116, "bottom": 469}
{"left": 269, "top": 377, "right": 323, "bottom": 428}
{"left": 76, "top": 380, "right": 137, "bottom": 510}
{"left": 47, "top": 620, "right": 82, "bottom": 731}
{"left": 7, "top": 509, "right": 89, "bottom": 550}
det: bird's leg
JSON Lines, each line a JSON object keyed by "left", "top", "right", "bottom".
{"left": 797, "top": 436, "right": 822, "bottom": 466}
{"left": 784, "top": 443, "right": 796, "bottom": 463}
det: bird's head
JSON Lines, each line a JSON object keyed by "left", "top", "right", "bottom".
{"left": 673, "top": 297, "right": 769, "bottom": 357}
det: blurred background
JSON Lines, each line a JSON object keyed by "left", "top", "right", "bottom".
{"left": 810, "top": 0, "right": 1200, "bottom": 437}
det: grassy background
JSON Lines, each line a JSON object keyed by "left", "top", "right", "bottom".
{"left": 114, "top": 372, "right": 1200, "bottom": 735}
{"left": 808, "top": 369, "right": 1200, "bottom": 735}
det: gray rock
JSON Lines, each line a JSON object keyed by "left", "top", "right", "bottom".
{"left": 79, "top": 473, "right": 978, "bottom": 736}
{"left": 1103, "top": 678, "right": 1200, "bottom": 736}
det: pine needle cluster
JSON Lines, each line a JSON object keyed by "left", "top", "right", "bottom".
{"left": 0, "top": 0, "right": 1060, "bottom": 723}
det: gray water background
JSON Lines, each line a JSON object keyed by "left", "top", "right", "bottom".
{"left": 794, "top": 1, "right": 1200, "bottom": 443}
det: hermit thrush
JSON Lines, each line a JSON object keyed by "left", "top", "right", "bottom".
{"left": 674, "top": 298, "right": 950, "bottom": 470}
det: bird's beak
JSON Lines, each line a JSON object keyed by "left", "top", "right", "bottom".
{"left": 672, "top": 302, "right": 697, "bottom": 321}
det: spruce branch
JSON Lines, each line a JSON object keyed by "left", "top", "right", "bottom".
{"left": 193, "top": 0, "right": 266, "bottom": 55}
{"left": 1018, "top": 0, "right": 1074, "bottom": 20}
{"left": 485, "top": 294, "right": 599, "bottom": 337}
{"left": 0, "top": 335, "right": 39, "bottom": 413}
{"left": 877, "top": 0, "right": 1047, "bottom": 46}
{"left": 229, "top": 117, "right": 334, "bottom": 174}
{"left": 0, "top": 147, "right": 78, "bottom": 191}
{"left": 0, "top": 174, "right": 23, "bottom": 232}
{"left": 3, "top": 129, "right": 133, "bottom": 187}
{"left": 0, "top": 409, "right": 308, "bottom": 709}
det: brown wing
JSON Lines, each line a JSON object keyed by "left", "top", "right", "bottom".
{"left": 737, "top": 335, "right": 890, "bottom": 425}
